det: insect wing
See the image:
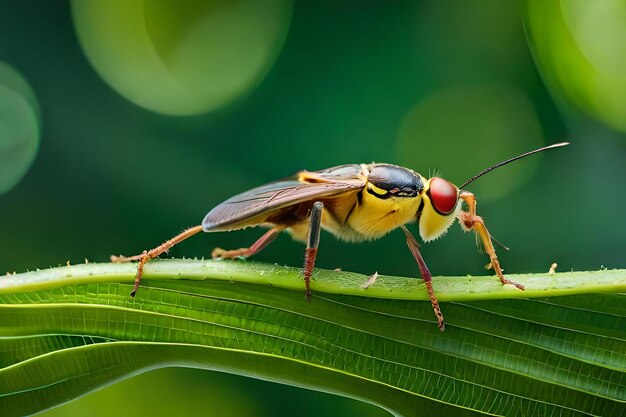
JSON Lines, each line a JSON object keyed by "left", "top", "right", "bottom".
{"left": 202, "top": 164, "right": 366, "bottom": 231}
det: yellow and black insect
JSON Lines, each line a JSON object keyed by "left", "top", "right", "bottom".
{"left": 113, "top": 142, "right": 568, "bottom": 331}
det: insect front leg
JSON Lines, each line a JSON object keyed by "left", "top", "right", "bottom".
{"left": 111, "top": 225, "right": 204, "bottom": 297}
{"left": 400, "top": 225, "right": 445, "bottom": 331}
{"left": 303, "top": 201, "right": 324, "bottom": 302}
{"left": 211, "top": 226, "right": 284, "bottom": 259}
{"left": 458, "top": 191, "right": 524, "bottom": 290}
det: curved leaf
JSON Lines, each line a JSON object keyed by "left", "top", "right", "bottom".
{"left": 0, "top": 260, "right": 624, "bottom": 417}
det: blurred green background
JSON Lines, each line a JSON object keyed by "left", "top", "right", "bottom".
{"left": 1, "top": 1, "right": 624, "bottom": 416}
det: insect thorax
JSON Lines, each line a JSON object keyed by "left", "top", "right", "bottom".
{"left": 366, "top": 164, "right": 424, "bottom": 198}
{"left": 319, "top": 165, "right": 424, "bottom": 241}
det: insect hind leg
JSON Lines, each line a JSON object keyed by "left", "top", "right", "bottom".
{"left": 458, "top": 191, "right": 524, "bottom": 290}
{"left": 211, "top": 227, "right": 284, "bottom": 260}
{"left": 111, "top": 225, "right": 204, "bottom": 296}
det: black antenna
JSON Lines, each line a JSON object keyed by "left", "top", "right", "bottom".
{"left": 459, "top": 142, "right": 569, "bottom": 189}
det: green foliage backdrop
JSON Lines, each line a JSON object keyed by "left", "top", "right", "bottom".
{"left": 0, "top": 0, "right": 625, "bottom": 416}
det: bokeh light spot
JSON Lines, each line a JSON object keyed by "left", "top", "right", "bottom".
{"left": 71, "top": 0, "right": 293, "bottom": 116}
{"left": 562, "top": 0, "right": 626, "bottom": 76}
{"left": 526, "top": 0, "right": 626, "bottom": 134}
{"left": 396, "top": 85, "right": 544, "bottom": 201}
{"left": 0, "top": 62, "right": 41, "bottom": 122}
{"left": 0, "top": 85, "right": 40, "bottom": 195}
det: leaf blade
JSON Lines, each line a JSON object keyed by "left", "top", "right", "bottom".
{"left": 0, "top": 261, "right": 624, "bottom": 417}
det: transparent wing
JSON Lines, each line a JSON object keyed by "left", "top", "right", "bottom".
{"left": 202, "top": 164, "right": 366, "bottom": 231}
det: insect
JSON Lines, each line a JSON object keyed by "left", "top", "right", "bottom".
{"left": 112, "top": 142, "right": 568, "bottom": 331}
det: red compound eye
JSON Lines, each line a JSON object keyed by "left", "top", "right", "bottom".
{"left": 429, "top": 177, "right": 458, "bottom": 215}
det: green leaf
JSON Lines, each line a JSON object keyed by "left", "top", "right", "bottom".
{"left": 0, "top": 260, "right": 624, "bottom": 417}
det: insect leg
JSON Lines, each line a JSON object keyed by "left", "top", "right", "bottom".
{"left": 211, "top": 226, "right": 284, "bottom": 259}
{"left": 400, "top": 225, "right": 445, "bottom": 331}
{"left": 111, "top": 225, "right": 204, "bottom": 297}
{"left": 303, "top": 201, "right": 324, "bottom": 302}
{"left": 458, "top": 191, "right": 524, "bottom": 290}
